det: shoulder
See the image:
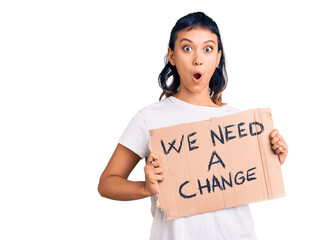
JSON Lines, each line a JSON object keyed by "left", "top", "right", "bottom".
{"left": 127, "top": 98, "right": 171, "bottom": 129}
{"left": 137, "top": 97, "right": 174, "bottom": 118}
{"left": 141, "top": 97, "right": 170, "bottom": 111}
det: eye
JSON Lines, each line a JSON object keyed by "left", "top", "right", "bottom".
{"left": 204, "top": 46, "right": 213, "bottom": 52}
{"left": 183, "top": 46, "right": 192, "bottom": 52}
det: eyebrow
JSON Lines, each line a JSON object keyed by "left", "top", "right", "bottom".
{"left": 179, "top": 38, "right": 216, "bottom": 45}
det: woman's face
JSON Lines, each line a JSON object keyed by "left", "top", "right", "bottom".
{"left": 168, "top": 27, "right": 222, "bottom": 96}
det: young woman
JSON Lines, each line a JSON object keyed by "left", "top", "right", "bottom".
{"left": 98, "top": 12, "right": 288, "bottom": 240}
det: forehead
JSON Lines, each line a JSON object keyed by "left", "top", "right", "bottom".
{"left": 176, "top": 27, "right": 217, "bottom": 44}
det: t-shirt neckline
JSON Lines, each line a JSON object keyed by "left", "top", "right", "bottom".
{"left": 167, "top": 96, "right": 229, "bottom": 111}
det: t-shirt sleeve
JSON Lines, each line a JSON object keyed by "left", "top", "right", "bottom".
{"left": 118, "top": 109, "right": 150, "bottom": 159}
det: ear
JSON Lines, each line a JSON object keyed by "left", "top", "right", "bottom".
{"left": 168, "top": 47, "right": 175, "bottom": 66}
{"left": 216, "top": 49, "right": 222, "bottom": 67}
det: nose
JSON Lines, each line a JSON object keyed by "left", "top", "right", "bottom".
{"left": 193, "top": 52, "right": 203, "bottom": 66}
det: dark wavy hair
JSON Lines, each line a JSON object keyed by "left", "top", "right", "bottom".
{"left": 158, "top": 12, "right": 228, "bottom": 105}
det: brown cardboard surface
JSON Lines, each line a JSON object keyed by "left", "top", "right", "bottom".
{"left": 148, "top": 108, "right": 285, "bottom": 220}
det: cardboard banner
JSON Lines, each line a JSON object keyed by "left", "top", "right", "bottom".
{"left": 148, "top": 108, "right": 285, "bottom": 220}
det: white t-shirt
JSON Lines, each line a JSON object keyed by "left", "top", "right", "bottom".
{"left": 118, "top": 96, "right": 257, "bottom": 240}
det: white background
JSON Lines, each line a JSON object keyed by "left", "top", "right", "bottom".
{"left": 1, "top": 0, "right": 330, "bottom": 239}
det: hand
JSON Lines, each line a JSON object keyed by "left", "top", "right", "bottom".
{"left": 143, "top": 153, "right": 164, "bottom": 196}
{"left": 269, "top": 129, "right": 288, "bottom": 165}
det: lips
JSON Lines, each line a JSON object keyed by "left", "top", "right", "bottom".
{"left": 193, "top": 73, "right": 201, "bottom": 80}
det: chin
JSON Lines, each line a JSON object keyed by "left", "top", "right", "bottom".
{"left": 189, "top": 87, "right": 209, "bottom": 94}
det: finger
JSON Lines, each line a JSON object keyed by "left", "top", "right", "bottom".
{"left": 275, "top": 148, "right": 282, "bottom": 155}
{"left": 272, "top": 143, "right": 281, "bottom": 151}
{"left": 269, "top": 129, "right": 279, "bottom": 140}
{"left": 147, "top": 173, "right": 164, "bottom": 183}
{"left": 271, "top": 135, "right": 281, "bottom": 145}
{"left": 154, "top": 159, "right": 162, "bottom": 166}
{"left": 275, "top": 146, "right": 287, "bottom": 155}
{"left": 279, "top": 146, "right": 287, "bottom": 153}
{"left": 150, "top": 159, "right": 162, "bottom": 168}
{"left": 271, "top": 140, "right": 286, "bottom": 150}
{"left": 147, "top": 153, "right": 160, "bottom": 165}
{"left": 155, "top": 174, "right": 164, "bottom": 182}
{"left": 153, "top": 167, "right": 163, "bottom": 174}
{"left": 271, "top": 139, "right": 286, "bottom": 150}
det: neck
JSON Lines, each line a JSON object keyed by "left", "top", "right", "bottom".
{"left": 173, "top": 91, "right": 219, "bottom": 107}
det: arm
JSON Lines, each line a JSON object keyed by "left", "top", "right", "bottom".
{"left": 98, "top": 143, "right": 163, "bottom": 201}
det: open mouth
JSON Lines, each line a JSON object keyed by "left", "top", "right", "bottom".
{"left": 193, "top": 73, "right": 202, "bottom": 80}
